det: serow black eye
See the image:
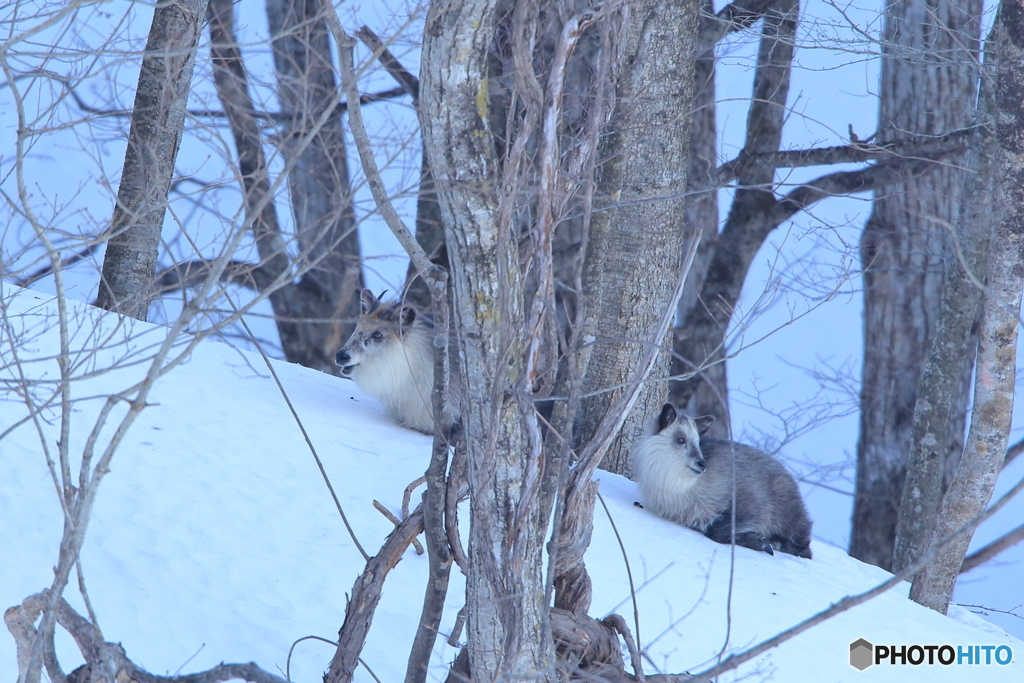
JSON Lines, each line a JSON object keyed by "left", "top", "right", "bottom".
{"left": 675, "top": 436, "right": 687, "bottom": 445}
{"left": 371, "top": 331, "right": 383, "bottom": 340}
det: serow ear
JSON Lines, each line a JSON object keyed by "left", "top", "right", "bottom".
{"left": 694, "top": 415, "right": 716, "bottom": 435}
{"left": 359, "top": 288, "right": 379, "bottom": 314}
{"left": 400, "top": 306, "right": 417, "bottom": 327}
{"left": 657, "top": 403, "right": 678, "bottom": 433}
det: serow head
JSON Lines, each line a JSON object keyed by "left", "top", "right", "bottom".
{"left": 335, "top": 289, "right": 418, "bottom": 378}
{"left": 655, "top": 403, "right": 714, "bottom": 476}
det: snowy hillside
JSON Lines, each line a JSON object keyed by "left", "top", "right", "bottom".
{"left": 1, "top": 284, "right": 1021, "bottom": 682}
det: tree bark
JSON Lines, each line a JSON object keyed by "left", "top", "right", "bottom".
{"left": 909, "top": 0, "right": 1024, "bottom": 611}
{"left": 421, "top": 1, "right": 554, "bottom": 678}
{"left": 95, "top": 0, "right": 208, "bottom": 320}
{"left": 579, "top": 0, "right": 700, "bottom": 476}
{"left": 851, "top": 0, "right": 982, "bottom": 570}
{"left": 891, "top": 72, "right": 994, "bottom": 574}
{"left": 265, "top": 0, "right": 363, "bottom": 372}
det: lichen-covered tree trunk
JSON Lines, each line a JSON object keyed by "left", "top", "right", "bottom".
{"left": 579, "top": 0, "right": 700, "bottom": 476}
{"left": 891, "top": 75, "right": 994, "bottom": 574}
{"left": 95, "top": 0, "right": 208, "bottom": 320}
{"left": 851, "top": 0, "right": 982, "bottom": 570}
{"left": 909, "top": 0, "right": 1024, "bottom": 609}
{"left": 265, "top": 0, "right": 362, "bottom": 372}
{"left": 420, "top": 1, "right": 552, "bottom": 677}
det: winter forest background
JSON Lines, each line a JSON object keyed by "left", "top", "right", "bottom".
{"left": 4, "top": 0, "right": 1024, "bottom": 681}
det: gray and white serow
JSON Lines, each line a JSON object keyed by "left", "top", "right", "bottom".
{"left": 633, "top": 403, "right": 812, "bottom": 558}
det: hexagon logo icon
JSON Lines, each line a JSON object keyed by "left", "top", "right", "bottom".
{"left": 850, "top": 638, "right": 874, "bottom": 670}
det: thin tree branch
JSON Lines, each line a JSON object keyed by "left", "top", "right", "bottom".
{"left": 324, "top": 506, "right": 426, "bottom": 683}
{"left": 699, "top": 0, "right": 776, "bottom": 53}
{"left": 7, "top": 592, "right": 288, "bottom": 683}
{"left": 232, "top": 312, "right": 370, "bottom": 561}
{"left": 332, "top": 23, "right": 434, "bottom": 279}
{"left": 1004, "top": 436, "right": 1024, "bottom": 469}
{"left": 155, "top": 259, "right": 262, "bottom": 294}
{"left": 712, "top": 128, "right": 973, "bottom": 188}
{"left": 602, "top": 615, "right": 643, "bottom": 682}
{"left": 961, "top": 522, "right": 1024, "bottom": 574}
{"left": 354, "top": 26, "right": 420, "bottom": 101}
{"left": 331, "top": 16, "right": 456, "bottom": 683}
{"left": 373, "top": 500, "right": 424, "bottom": 554}
{"left": 42, "top": 67, "right": 408, "bottom": 122}
{"left": 768, "top": 155, "right": 957, "bottom": 228}
{"left": 445, "top": 443, "right": 470, "bottom": 571}
{"left": 13, "top": 243, "right": 100, "bottom": 288}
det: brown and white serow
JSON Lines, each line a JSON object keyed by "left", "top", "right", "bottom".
{"left": 633, "top": 403, "right": 812, "bottom": 558}
{"left": 335, "top": 289, "right": 461, "bottom": 434}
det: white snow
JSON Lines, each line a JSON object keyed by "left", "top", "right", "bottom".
{"left": 2, "top": 285, "right": 1022, "bottom": 682}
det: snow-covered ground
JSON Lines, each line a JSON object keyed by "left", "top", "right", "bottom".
{"left": 2, "top": 285, "right": 1021, "bottom": 682}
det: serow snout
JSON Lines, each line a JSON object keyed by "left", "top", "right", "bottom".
{"left": 689, "top": 458, "right": 707, "bottom": 476}
{"left": 335, "top": 349, "right": 356, "bottom": 377}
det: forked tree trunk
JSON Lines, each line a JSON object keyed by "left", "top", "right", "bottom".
{"left": 670, "top": 0, "right": 797, "bottom": 437}
{"left": 851, "top": 0, "right": 982, "bottom": 570}
{"left": 95, "top": 0, "right": 208, "bottom": 320}
{"left": 909, "top": 0, "right": 1024, "bottom": 612}
{"left": 670, "top": 0, "right": 725, "bottom": 435}
{"left": 265, "top": 0, "right": 363, "bottom": 372}
{"left": 210, "top": 0, "right": 364, "bottom": 371}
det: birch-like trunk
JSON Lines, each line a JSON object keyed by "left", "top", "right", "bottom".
{"left": 95, "top": 0, "right": 208, "bottom": 320}
{"left": 891, "top": 76, "right": 994, "bottom": 574}
{"left": 909, "top": 0, "right": 1024, "bottom": 611}
{"left": 420, "top": 1, "right": 551, "bottom": 677}
{"left": 851, "top": 0, "right": 982, "bottom": 570}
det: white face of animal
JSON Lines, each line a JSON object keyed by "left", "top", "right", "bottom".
{"left": 654, "top": 404, "right": 707, "bottom": 477}
{"left": 335, "top": 290, "right": 418, "bottom": 379}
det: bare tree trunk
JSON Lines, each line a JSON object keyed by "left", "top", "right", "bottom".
{"left": 909, "top": 0, "right": 1024, "bottom": 611}
{"left": 265, "top": 0, "right": 362, "bottom": 372}
{"left": 851, "top": 0, "right": 982, "bottom": 570}
{"left": 670, "top": 0, "right": 797, "bottom": 437}
{"left": 95, "top": 0, "right": 208, "bottom": 320}
{"left": 421, "top": 2, "right": 555, "bottom": 677}
{"left": 579, "top": 0, "right": 700, "bottom": 476}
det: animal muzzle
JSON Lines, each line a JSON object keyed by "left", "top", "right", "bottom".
{"left": 335, "top": 349, "right": 357, "bottom": 377}
{"left": 689, "top": 459, "right": 707, "bottom": 475}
